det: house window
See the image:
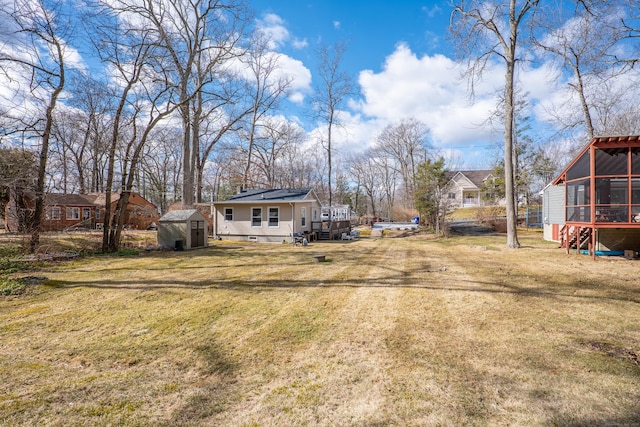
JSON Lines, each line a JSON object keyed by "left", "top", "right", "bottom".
{"left": 66, "top": 207, "right": 80, "bottom": 220}
{"left": 96, "top": 209, "right": 100, "bottom": 220}
{"left": 313, "top": 208, "right": 318, "bottom": 221}
{"left": 46, "top": 207, "right": 61, "bottom": 220}
{"left": 448, "top": 193, "right": 456, "bottom": 199}
{"left": 301, "top": 207, "right": 306, "bottom": 227}
{"left": 268, "top": 207, "right": 279, "bottom": 227}
{"left": 224, "top": 207, "right": 233, "bottom": 221}
{"left": 251, "top": 207, "right": 262, "bottom": 227}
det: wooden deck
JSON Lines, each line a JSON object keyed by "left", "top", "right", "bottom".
{"left": 312, "top": 220, "right": 351, "bottom": 240}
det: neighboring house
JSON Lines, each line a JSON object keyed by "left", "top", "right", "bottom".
{"left": 212, "top": 188, "right": 322, "bottom": 243}
{"left": 89, "top": 192, "right": 159, "bottom": 230}
{"left": 3, "top": 191, "right": 158, "bottom": 232}
{"left": 444, "top": 170, "right": 501, "bottom": 209}
{"left": 543, "top": 135, "right": 640, "bottom": 255}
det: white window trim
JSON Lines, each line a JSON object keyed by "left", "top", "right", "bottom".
{"left": 47, "top": 206, "right": 61, "bottom": 220}
{"left": 251, "top": 207, "right": 262, "bottom": 228}
{"left": 224, "top": 207, "right": 234, "bottom": 222}
{"left": 268, "top": 206, "right": 279, "bottom": 228}
{"left": 66, "top": 207, "right": 80, "bottom": 220}
{"left": 301, "top": 207, "right": 306, "bottom": 227}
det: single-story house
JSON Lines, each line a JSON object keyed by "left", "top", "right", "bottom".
{"left": 89, "top": 192, "right": 159, "bottom": 230}
{"left": 212, "top": 188, "right": 323, "bottom": 243}
{"left": 158, "top": 209, "right": 208, "bottom": 250}
{"left": 443, "top": 170, "right": 501, "bottom": 209}
{"left": 3, "top": 191, "right": 159, "bottom": 232}
{"left": 543, "top": 135, "right": 640, "bottom": 255}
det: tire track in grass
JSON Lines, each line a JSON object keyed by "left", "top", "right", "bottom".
{"left": 259, "top": 240, "right": 407, "bottom": 426}
{"left": 206, "top": 242, "right": 365, "bottom": 425}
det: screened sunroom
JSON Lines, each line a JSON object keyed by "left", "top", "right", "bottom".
{"left": 551, "top": 136, "right": 640, "bottom": 256}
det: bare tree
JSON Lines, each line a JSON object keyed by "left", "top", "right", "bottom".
{"left": 451, "top": 0, "right": 540, "bottom": 248}
{"left": 273, "top": 139, "right": 317, "bottom": 189}
{"left": 313, "top": 42, "right": 353, "bottom": 207}
{"left": 134, "top": 0, "right": 249, "bottom": 208}
{"left": 140, "top": 127, "right": 182, "bottom": 213}
{"left": 374, "top": 118, "right": 430, "bottom": 209}
{"left": 0, "top": 0, "right": 71, "bottom": 252}
{"left": 91, "top": 0, "right": 188, "bottom": 252}
{"left": 252, "top": 117, "right": 305, "bottom": 188}
{"left": 239, "top": 32, "right": 293, "bottom": 189}
{"left": 65, "top": 75, "right": 114, "bottom": 193}
{"left": 535, "top": 5, "right": 628, "bottom": 139}
{"left": 0, "top": 147, "right": 37, "bottom": 232}
{"left": 349, "top": 151, "right": 383, "bottom": 220}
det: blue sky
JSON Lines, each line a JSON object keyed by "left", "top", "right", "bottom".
{"left": 247, "top": 0, "right": 539, "bottom": 169}
{"left": 251, "top": 0, "right": 450, "bottom": 71}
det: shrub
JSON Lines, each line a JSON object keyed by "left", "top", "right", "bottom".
{"left": 0, "top": 277, "right": 26, "bottom": 296}
{"left": 112, "top": 248, "right": 140, "bottom": 257}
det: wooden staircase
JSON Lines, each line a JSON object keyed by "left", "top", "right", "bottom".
{"left": 560, "top": 225, "right": 592, "bottom": 250}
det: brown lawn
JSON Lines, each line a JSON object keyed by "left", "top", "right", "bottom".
{"left": 1, "top": 230, "right": 639, "bottom": 426}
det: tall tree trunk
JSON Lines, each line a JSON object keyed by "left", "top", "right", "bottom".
{"left": 574, "top": 67, "right": 595, "bottom": 140}
{"left": 181, "top": 101, "right": 193, "bottom": 208}
{"left": 30, "top": 54, "right": 65, "bottom": 253}
{"left": 504, "top": 1, "right": 520, "bottom": 249}
{"left": 327, "top": 117, "right": 333, "bottom": 207}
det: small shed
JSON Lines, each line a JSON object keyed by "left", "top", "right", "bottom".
{"left": 158, "top": 209, "right": 208, "bottom": 250}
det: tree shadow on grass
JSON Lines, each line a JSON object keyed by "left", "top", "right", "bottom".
{"left": 42, "top": 266, "right": 640, "bottom": 306}
{"left": 160, "top": 342, "right": 240, "bottom": 425}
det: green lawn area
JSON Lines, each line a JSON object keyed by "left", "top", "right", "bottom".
{"left": 1, "top": 230, "right": 639, "bottom": 426}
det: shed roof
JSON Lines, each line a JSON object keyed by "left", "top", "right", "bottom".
{"left": 221, "top": 188, "right": 316, "bottom": 204}
{"left": 159, "top": 209, "right": 203, "bottom": 222}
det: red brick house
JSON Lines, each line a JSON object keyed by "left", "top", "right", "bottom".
{"left": 4, "top": 191, "right": 159, "bottom": 232}
{"left": 89, "top": 192, "right": 159, "bottom": 230}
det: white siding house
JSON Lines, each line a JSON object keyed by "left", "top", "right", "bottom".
{"left": 213, "top": 189, "right": 322, "bottom": 243}
{"left": 444, "top": 170, "right": 501, "bottom": 209}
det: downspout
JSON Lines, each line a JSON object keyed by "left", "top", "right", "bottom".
{"left": 212, "top": 203, "right": 217, "bottom": 239}
{"left": 290, "top": 202, "right": 295, "bottom": 242}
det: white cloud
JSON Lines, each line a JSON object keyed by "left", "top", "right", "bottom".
{"left": 354, "top": 43, "right": 503, "bottom": 149}
{"left": 421, "top": 4, "right": 442, "bottom": 18}
{"left": 256, "top": 13, "right": 290, "bottom": 49}
{"left": 276, "top": 54, "right": 312, "bottom": 103}
{"left": 292, "top": 38, "right": 308, "bottom": 49}
{"left": 333, "top": 21, "right": 341, "bottom": 29}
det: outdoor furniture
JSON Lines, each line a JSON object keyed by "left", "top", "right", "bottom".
{"left": 293, "top": 232, "right": 304, "bottom": 245}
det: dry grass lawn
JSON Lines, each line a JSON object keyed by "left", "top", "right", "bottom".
{"left": 1, "top": 230, "right": 639, "bottom": 426}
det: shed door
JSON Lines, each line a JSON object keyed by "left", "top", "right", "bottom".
{"left": 191, "top": 220, "right": 205, "bottom": 247}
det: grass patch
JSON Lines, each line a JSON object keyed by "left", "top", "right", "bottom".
{"left": 1, "top": 232, "right": 639, "bottom": 425}
{"left": 0, "top": 277, "right": 26, "bottom": 295}
{"left": 102, "top": 248, "right": 140, "bottom": 257}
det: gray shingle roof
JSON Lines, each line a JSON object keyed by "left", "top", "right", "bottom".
{"left": 447, "top": 170, "right": 494, "bottom": 188}
{"left": 44, "top": 193, "right": 97, "bottom": 206}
